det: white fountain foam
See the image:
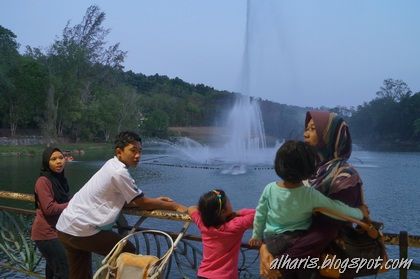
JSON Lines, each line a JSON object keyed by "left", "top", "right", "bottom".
{"left": 149, "top": 136, "right": 283, "bottom": 170}
{"left": 147, "top": 1, "right": 284, "bottom": 174}
{"left": 222, "top": 96, "right": 267, "bottom": 164}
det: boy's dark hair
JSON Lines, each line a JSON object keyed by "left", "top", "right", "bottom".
{"left": 198, "top": 189, "right": 227, "bottom": 228}
{"left": 114, "top": 131, "right": 142, "bottom": 150}
{"left": 274, "top": 140, "right": 317, "bottom": 183}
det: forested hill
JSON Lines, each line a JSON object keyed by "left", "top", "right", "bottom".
{"left": 121, "top": 71, "right": 308, "bottom": 141}
{"left": 1, "top": 6, "right": 420, "bottom": 150}
{"left": 0, "top": 6, "right": 307, "bottom": 143}
{"left": 348, "top": 79, "right": 420, "bottom": 151}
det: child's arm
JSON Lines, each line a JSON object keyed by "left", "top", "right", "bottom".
{"left": 235, "top": 208, "right": 256, "bottom": 216}
{"left": 233, "top": 208, "right": 255, "bottom": 228}
{"left": 249, "top": 200, "right": 265, "bottom": 247}
{"left": 251, "top": 186, "right": 270, "bottom": 241}
{"left": 187, "top": 206, "right": 197, "bottom": 216}
{"left": 186, "top": 206, "right": 206, "bottom": 230}
{"left": 310, "top": 188, "right": 364, "bottom": 220}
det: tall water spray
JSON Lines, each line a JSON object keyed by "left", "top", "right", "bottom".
{"left": 221, "top": 0, "right": 267, "bottom": 163}
{"left": 156, "top": 0, "right": 282, "bottom": 171}
{"left": 223, "top": 97, "right": 266, "bottom": 163}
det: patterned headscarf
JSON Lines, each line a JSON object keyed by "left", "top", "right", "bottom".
{"left": 306, "top": 111, "right": 362, "bottom": 196}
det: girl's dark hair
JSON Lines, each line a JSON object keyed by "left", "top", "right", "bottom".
{"left": 114, "top": 131, "right": 142, "bottom": 150}
{"left": 274, "top": 140, "right": 317, "bottom": 183}
{"left": 198, "top": 189, "right": 227, "bottom": 228}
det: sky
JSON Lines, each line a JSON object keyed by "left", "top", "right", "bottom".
{"left": 1, "top": 0, "right": 420, "bottom": 108}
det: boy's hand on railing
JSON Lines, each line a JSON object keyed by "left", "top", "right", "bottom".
{"left": 248, "top": 238, "right": 262, "bottom": 247}
{"left": 157, "top": 196, "right": 173, "bottom": 202}
{"left": 186, "top": 206, "right": 197, "bottom": 215}
{"left": 173, "top": 203, "right": 187, "bottom": 213}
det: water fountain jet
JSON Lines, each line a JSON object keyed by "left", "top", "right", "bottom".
{"left": 148, "top": 0, "right": 282, "bottom": 174}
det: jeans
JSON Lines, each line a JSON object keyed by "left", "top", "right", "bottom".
{"left": 58, "top": 230, "right": 135, "bottom": 279}
{"left": 35, "top": 238, "right": 69, "bottom": 279}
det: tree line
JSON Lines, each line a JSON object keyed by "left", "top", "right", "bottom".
{"left": 347, "top": 79, "right": 420, "bottom": 150}
{"left": 1, "top": 6, "right": 419, "bottom": 150}
{"left": 0, "top": 6, "right": 306, "bottom": 143}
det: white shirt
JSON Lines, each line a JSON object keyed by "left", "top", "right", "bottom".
{"left": 56, "top": 156, "right": 142, "bottom": 236}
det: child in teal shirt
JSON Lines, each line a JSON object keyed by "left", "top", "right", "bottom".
{"left": 249, "top": 140, "right": 368, "bottom": 256}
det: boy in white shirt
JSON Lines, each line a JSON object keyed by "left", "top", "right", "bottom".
{"left": 57, "top": 131, "right": 184, "bottom": 279}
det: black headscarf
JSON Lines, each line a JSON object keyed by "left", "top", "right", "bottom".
{"left": 34, "top": 147, "right": 70, "bottom": 209}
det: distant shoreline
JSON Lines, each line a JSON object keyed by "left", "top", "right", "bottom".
{"left": 355, "top": 142, "right": 420, "bottom": 153}
{"left": 169, "top": 127, "right": 420, "bottom": 152}
{"left": 1, "top": 127, "right": 419, "bottom": 156}
{"left": 0, "top": 143, "right": 111, "bottom": 157}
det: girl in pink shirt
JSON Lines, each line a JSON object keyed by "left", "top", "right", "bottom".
{"left": 187, "top": 189, "right": 255, "bottom": 279}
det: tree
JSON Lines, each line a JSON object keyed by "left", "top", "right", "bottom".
{"left": 94, "top": 90, "right": 120, "bottom": 141}
{"left": 414, "top": 119, "right": 420, "bottom": 136}
{"left": 349, "top": 80, "right": 420, "bottom": 149}
{"left": 113, "top": 86, "right": 141, "bottom": 133}
{"left": 0, "top": 25, "right": 20, "bottom": 136}
{"left": 28, "top": 5, "right": 127, "bottom": 140}
{"left": 11, "top": 56, "right": 47, "bottom": 132}
{"left": 376, "top": 78, "right": 412, "bottom": 102}
{"left": 0, "top": 25, "right": 19, "bottom": 80}
{"left": 141, "top": 110, "right": 169, "bottom": 138}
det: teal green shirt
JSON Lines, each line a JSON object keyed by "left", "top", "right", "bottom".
{"left": 252, "top": 182, "right": 363, "bottom": 239}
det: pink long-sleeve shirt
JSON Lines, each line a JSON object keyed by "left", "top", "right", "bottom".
{"left": 190, "top": 208, "right": 255, "bottom": 279}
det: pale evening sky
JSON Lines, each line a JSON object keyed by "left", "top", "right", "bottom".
{"left": 1, "top": 0, "right": 420, "bottom": 108}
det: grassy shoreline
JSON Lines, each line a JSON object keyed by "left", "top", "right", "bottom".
{"left": 0, "top": 143, "right": 112, "bottom": 156}
{"left": 1, "top": 134, "right": 419, "bottom": 156}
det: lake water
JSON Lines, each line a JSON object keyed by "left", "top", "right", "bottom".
{"left": 1, "top": 145, "right": 419, "bottom": 278}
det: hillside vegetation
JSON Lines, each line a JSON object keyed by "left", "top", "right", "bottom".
{"left": 1, "top": 6, "right": 419, "bottom": 150}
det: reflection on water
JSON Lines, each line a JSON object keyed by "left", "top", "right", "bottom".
{"left": 1, "top": 148, "right": 419, "bottom": 234}
{"left": 1, "top": 147, "right": 419, "bottom": 278}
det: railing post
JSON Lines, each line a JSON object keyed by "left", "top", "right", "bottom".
{"left": 399, "top": 231, "right": 408, "bottom": 279}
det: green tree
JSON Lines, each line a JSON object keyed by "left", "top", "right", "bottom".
{"left": 113, "top": 86, "right": 141, "bottom": 133}
{"left": 141, "top": 110, "right": 169, "bottom": 138}
{"left": 88, "top": 89, "right": 118, "bottom": 142}
{"left": 12, "top": 56, "right": 48, "bottom": 131}
{"left": 414, "top": 119, "right": 420, "bottom": 136}
{"left": 0, "top": 25, "right": 20, "bottom": 135}
{"left": 27, "top": 5, "right": 127, "bottom": 140}
{"left": 349, "top": 80, "right": 420, "bottom": 149}
{"left": 376, "top": 78, "right": 412, "bottom": 102}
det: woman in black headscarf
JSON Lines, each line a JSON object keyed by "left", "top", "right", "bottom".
{"left": 31, "top": 147, "right": 70, "bottom": 279}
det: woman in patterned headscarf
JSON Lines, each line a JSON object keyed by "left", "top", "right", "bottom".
{"left": 259, "top": 111, "right": 364, "bottom": 279}
{"left": 305, "top": 111, "right": 363, "bottom": 206}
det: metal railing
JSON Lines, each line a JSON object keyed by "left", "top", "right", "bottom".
{"left": 0, "top": 191, "right": 258, "bottom": 278}
{"left": 1, "top": 190, "right": 419, "bottom": 278}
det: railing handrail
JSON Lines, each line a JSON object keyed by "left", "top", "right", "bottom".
{"left": 0, "top": 190, "right": 192, "bottom": 221}
{"left": 0, "top": 191, "right": 35, "bottom": 203}
{"left": 1, "top": 190, "right": 420, "bottom": 248}
{"left": 1, "top": 190, "right": 420, "bottom": 279}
